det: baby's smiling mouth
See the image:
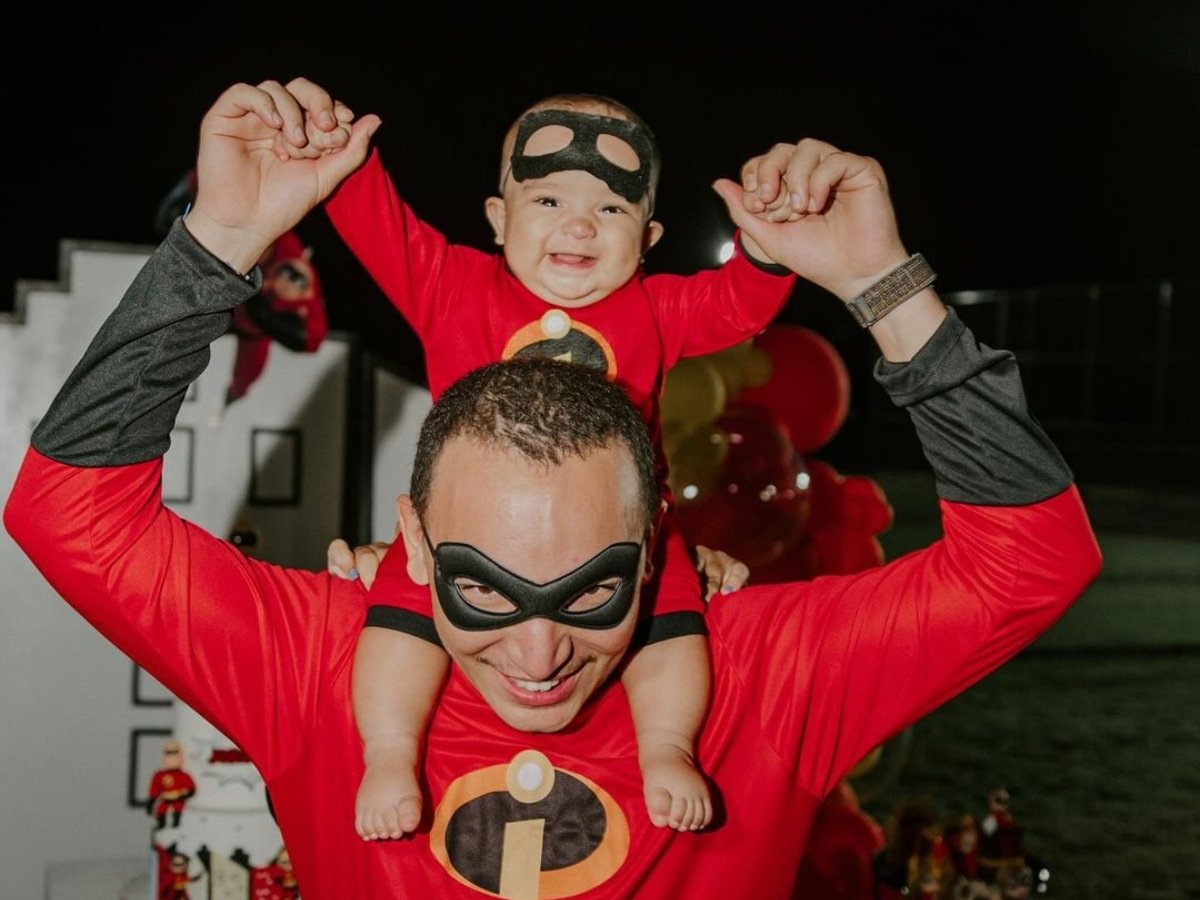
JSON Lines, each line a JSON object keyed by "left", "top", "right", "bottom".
{"left": 549, "top": 253, "right": 596, "bottom": 268}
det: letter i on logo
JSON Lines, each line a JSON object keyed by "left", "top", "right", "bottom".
{"left": 499, "top": 750, "right": 555, "bottom": 899}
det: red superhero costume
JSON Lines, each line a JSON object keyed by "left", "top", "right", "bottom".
{"left": 147, "top": 768, "right": 196, "bottom": 825}
{"left": 323, "top": 151, "right": 796, "bottom": 638}
{"left": 225, "top": 230, "right": 328, "bottom": 405}
{"left": 4, "top": 224, "right": 1101, "bottom": 898}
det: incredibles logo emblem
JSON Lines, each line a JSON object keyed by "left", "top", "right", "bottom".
{"left": 501, "top": 311, "right": 617, "bottom": 380}
{"left": 430, "top": 750, "right": 630, "bottom": 898}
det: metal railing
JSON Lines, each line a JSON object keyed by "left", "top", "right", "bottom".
{"left": 849, "top": 278, "right": 1199, "bottom": 494}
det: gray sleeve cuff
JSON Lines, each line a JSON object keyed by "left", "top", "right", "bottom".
{"left": 32, "top": 218, "right": 262, "bottom": 466}
{"left": 873, "top": 307, "right": 1073, "bottom": 504}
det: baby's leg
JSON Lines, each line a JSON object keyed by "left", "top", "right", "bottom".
{"left": 352, "top": 627, "right": 448, "bottom": 838}
{"left": 622, "top": 633, "right": 713, "bottom": 831}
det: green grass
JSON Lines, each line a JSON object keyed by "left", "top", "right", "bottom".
{"left": 850, "top": 471, "right": 1200, "bottom": 897}
{"left": 856, "top": 648, "right": 1200, "bottom": 897}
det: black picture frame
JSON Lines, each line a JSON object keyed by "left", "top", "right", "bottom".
{"left": 250, "top": 427, "right": 302, "bottom": 507}
{"left": 131, "top": 664, "right": 174, "bottom": 708}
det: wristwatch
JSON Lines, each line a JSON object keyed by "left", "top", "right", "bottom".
{"left": 844, "top": 253, "right": 937, "bottom": 328}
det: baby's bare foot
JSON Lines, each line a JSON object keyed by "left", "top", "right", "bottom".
{"left": 640, "top": 740, "right": 712, "bottom": 832}
{"left": 356, "top": 745, "right": 422, "bottom": 840}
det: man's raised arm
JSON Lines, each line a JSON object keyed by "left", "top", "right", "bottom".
{"left": 2, "top": 78, "right": 377, "bottom": 772}
{"left": 707, "top": 138, "right": 1102, "bottom": 793}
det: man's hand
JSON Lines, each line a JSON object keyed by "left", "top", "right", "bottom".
{"left": 695, "top": 545, "right": 750, "bottom": 601}
{"left": 327, "top": 538, "right": 392, "bottom": 591}
{"left": 186, "top": 78, "right": 380, "bottom": 274}
{"left": 712, "top": 139, "right": 910, "bottom": 301}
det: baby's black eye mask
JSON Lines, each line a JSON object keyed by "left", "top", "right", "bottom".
{"left": 509, "top": 109, "right": 653, "bottom": 205}
{"left": 423, "top": 531, "right": 641, "bottom": 631}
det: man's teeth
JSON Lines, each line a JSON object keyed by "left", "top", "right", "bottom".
{"left": 512, "top": 677, "right": 562, "bottom": 693}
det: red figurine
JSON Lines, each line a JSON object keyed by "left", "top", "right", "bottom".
{"left": 155, "top": 846, "right": 200, "bottom": 900}
{"left": 252, "top": 847, "right": 300, "bottom": 899}
{"left": 224, "top": 231, "right": 328, "bottom": 407}
{"left": 947, "top": 813, "right": 983, "bottom": 879}
{"left": 978, "top": 786, "right": 1026, "bottom": 881}
{"left": 146, "top": 739, "right": 196, "bottom": 829}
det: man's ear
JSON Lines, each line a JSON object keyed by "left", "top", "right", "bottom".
{"left": 641, "top": 552, "right": 655, "bottom": 585}
{"left": 395, "top": 495, "right": 431, "bottom": 586}
{"left": 643, "top": 220, "right": 664, "bottom": 255}
{"left": 641, "top": 498, "right": 669, "bottom": 584}
{"left": 484, "top": 196, "right": 506, "bottom": 246}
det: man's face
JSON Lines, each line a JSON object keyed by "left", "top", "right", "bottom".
{"left": 484, "top": 106, "right": 663, "bottom": 309}
{"left": 399, "top": 436, "right": 647, "bottom": 733}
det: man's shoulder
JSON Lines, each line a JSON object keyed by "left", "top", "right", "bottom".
{"left": 704, "top": 581, "right": 808, "bottom": 659}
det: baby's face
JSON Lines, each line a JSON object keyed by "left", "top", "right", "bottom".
{"left": 492, "top": 168, "right": 658, "bottom": 308}
{"left": 486, "top": 106, "right": 662, "bottom": 308}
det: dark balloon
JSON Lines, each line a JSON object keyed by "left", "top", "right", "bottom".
{"left": 673, "top": 403, "right": 809, "bottom": 570}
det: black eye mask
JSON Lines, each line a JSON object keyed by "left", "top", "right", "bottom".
{"left": 509, "top": 109, "right": 653, "bottom": 205}
{"left": 423, "top": 532, "right": 641, "bottom": 631}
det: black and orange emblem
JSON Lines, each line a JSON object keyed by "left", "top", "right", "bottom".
{"left": 430, "top": 750, "right": 630, "bottom": 898}
{"left": 501, "top": 311, "right": 618, "bottom": 381}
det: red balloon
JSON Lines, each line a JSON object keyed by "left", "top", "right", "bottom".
{"left": 803, "top": 459, "right": 893, "bottom": 576}
{"left": 736, "top": 325, "right": 851, "bottom": 454}
{"left": 673, "top": 403, "right": 810, "bottom": 570}
{"left": 750, "top": 459, "right": 894, "bottom": 583}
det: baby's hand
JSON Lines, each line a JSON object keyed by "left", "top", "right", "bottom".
{"left": 272, "top": 98, "right": 358, "bottom": 161}
{"left": 326, "top": 538, "right": 392, "bottom": 590}
{"left": 738, "top": 144, "right": 805, "bottom": 224}
{"left": 694, "top": 545, "right": 750, "bottom": 601}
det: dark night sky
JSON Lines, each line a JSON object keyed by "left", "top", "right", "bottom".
{"left": 5, "top": 3, "right": 1199, "bottom": 381}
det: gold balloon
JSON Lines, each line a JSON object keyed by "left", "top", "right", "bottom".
{"left": 705, "top": 340, "right": 757, "bottom": 398}
{"left": 740, "top": 343, "right": 774, "bottom": 390}
{"left": 661, "top": 357, "right": 727, "bottom": 431}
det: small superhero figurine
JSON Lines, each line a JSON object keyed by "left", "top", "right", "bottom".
{"left": 978, "top": 786, "right": 1025, "bottom": 880}
{"left": 224, "top": 230, "right": 328, "bottom": 407}
{"left": 157, "top": 846, "right": 200, "bottom": 900}
{"left": 146, "top": 739, "right": 196, "bottom": 829}
{"left": 252, "top": 847, "right": 300, "bottom": 900}
{"left": 947, "top": 813, "right": 983, "bottom": 879}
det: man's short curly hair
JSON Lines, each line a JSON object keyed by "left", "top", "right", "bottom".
{"left": 409, "top": 358, "right": 658, "bottom": 528}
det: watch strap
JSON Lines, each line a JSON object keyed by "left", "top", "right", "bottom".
{"left": 845, "top": 253, "right": 936, "bottom": 327}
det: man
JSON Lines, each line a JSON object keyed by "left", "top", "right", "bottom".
{"left": 4, "top": 78, "right": 1101, "bottom": 898}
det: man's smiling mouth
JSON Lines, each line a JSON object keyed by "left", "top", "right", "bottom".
{"left": 492, "top": 661, "right": 591, "bottom": 706}
{"left": 512, "top": 677, "right": 562, "bottom": 692}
